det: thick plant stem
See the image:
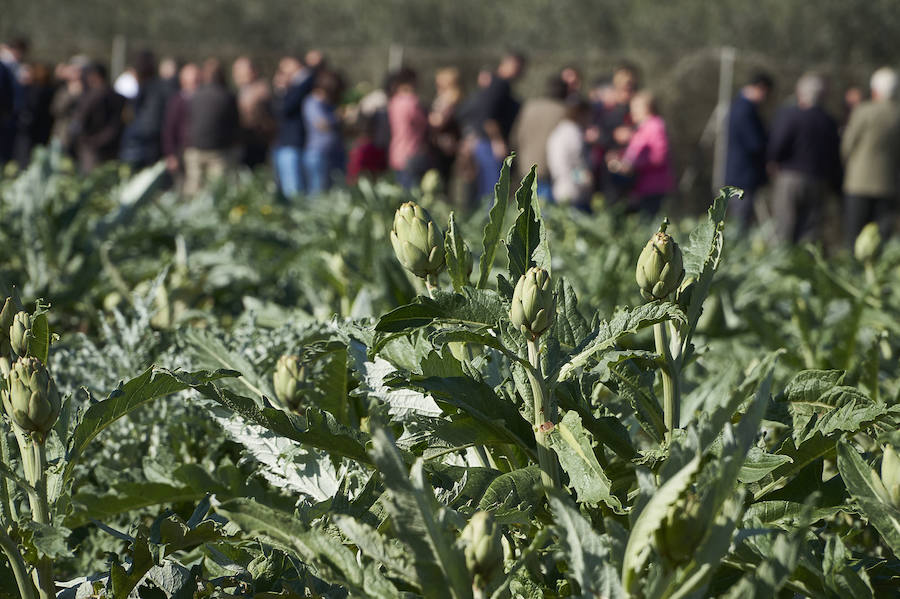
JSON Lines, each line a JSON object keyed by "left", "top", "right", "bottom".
{"left": 0, "top": 528, "right": 36, "bottom": 599}
{"left": 654, "top": 322, "right": 680, "bottom": 442}
{"left": 27, "top": 440, "right": 53, "bottom": 599}
{"left": 425, "top": 274, "right": 438, "bottom": 299}
{"left": 526, "top": 338, "right": 559, "bottom": 491}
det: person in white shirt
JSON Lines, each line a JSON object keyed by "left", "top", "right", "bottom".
{"left": 547, "top": 96, "right": 593, "bottom": 209}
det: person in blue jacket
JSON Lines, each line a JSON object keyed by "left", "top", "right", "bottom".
{"left": 724, "top": 72, "right": 773, "bottom": 229}
{"left": 273, "top": 51, "right": 322, "bottom": 199}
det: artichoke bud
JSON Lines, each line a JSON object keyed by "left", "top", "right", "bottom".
{"left": 882, "top": 445, "right": 900, "bottom": 508}
{"left": 461, "top": 511, "right": 503, "bottom": 588}
{"left": 854, "top": 222, "right": 881, "bottom": 264}
{"left": 636, "top": 219, "right": 684, "bottom": 301}
{"left": 3, "top": 357, "right": 61, "bottom": 440}
{"left": 273, "top": 355, "right": 306, "bottom": 411}
{"left": 390, "top": 201, "right": 446, "bottom": 279}
{"left": 654, "top": 491, "right": 707, "bottom": 566}
{"left": 9, "top": 311, "right": 32, "bottom": 357}
{"left": 510, "top": 267, "right": 555, "bottom": 339}
{"left": 420, "top": 169, "right": 442, "bottom": 196}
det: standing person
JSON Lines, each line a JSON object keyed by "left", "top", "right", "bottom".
{"left": 13, "top": 63, "right": 55, "bottom": 167}
{"left": 841, "top": 67, "right": 900, "bottom": 244}
{"left": 767, "top": 73, "right": 842, "bottom": 244}
{"left": 183, "top": 59, "right": 239, "bottom": 194}
{"left": 161, "top": 62, "right": 200, "bottom": 185}
{"left": 547, "top": 96, "right": 593, "bottom": 209}
{"left": 302, "top": 69, "right": 345, "bottom": 193}
{"left": 458, "top": 52, "right": 526, "bottom": 203}
{"left": 560, "top": 65, "right": 583, "bottom": 100}
{"left": 346, "top": 113, "right": 387, "bottom": 184}
{"left": 388, "top": 66, "right": 428, "bottom": 189}
{"left": 50, "top": 56, "right": 88, "bottom": 156}
{"left": 724, "top": 72, "right": 774, "bottom": 229}
{"left": 585, "top": 77, "right": 619, "bottom": 199}
{"left": 510, "top": 75, "right": 568, "bottom": 199}
{"left": 119, "top": 50, "right": 172, "bottom": 170}
{"left": 607, "top": 91, "right": 675, "bottom": 215}
{"left": 429, "top": 67, "right": 462, "bottom": 184}
{"left": 232, "top": 56, "right": 275, "bottom": 169}
{"left": 0, "top": 38, "right": 28, "bottom": 165}
{"left": 602, "top": 64, "right": 640, "bottom": 203}
{"left": 273, "top": 54, "right": 318, "bottom": 198}
{"left": 70, "top": 63, "right": 125, "bottom": 172}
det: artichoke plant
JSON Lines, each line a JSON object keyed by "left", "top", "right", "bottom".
{"left": 854, "top": 222, "right": 881, "bottom": 264}
{"left": 636, "top": 219, "right": 684, "bottom": 301}
{"left": 273, "top": 354, "right": 305, "bottom": 411}
{"left": 2, "top": 356, "right": 61, "bottom": 440}
{"left": 9, "top": 311, "right": 32, "bottom": 357}
{"left": 510, "top": 267, "right": 555, "bottom": 339}
{"left": 390, "top": 201, "right": 445, "bottom": 279}
{"left": 461, "top": 511, "right": 503, "bottom": 590}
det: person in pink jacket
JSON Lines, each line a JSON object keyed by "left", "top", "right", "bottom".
{"left": 608, "top": 90, "right": 674, "bottom": 214}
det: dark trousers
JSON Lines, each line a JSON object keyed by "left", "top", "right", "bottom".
{"left": 772, "top": 170, "right": 825, "bottom": 244}
{"left": 843, "top": 194, "right": 896, "bottom": 247}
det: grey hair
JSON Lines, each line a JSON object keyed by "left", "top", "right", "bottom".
{"left": 871, "top": 67, "right": 898, "bottom": 100}
{"left": 796, "top": 73, "right": 825, "bottom": 106}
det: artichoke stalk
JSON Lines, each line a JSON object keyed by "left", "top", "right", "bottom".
{"left": 855, "top": 222, "right": 881, "bottom": 285}
{"left": 510, "top": 267, "right": 559, "bottom": 491}
{"left": 390, "top": 201, "right": 445, "bottom": 292}
{"left": 637, "top": 219, "right": 683, "bottom": 441}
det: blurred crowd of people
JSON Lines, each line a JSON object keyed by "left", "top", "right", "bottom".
{"left": 1, "top": 36, "right": 899, "bottom": 246}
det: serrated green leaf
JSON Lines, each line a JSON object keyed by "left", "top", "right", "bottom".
{"left": 837, "top": 441, "right": 900, "bottom": 557}
{"left": 549, "top": 411, "right": 622, "bottom": 511}
{"left": 477, "top": 155, "right": 513, "bottom": 289}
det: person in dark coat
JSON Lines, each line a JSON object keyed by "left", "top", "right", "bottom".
{"left": 71, "top": 63, "right": 125, "bottom": 172}
{"left": 724, "top": 72, "right": 773, "bottom": 229}
{"left": 13, "top": 63, "right": 55, "bottom": 167}
{"left": 119, "top": 50, "right": 173, "bottom": 169}
{"left": 767, "top": 73, "right": 842, "bottom": 244}
{"left": 272, "top": 52, "right": 321, "bottom": 198}
{"left": 183, "top": 59, "right": 239, "bottom": 194}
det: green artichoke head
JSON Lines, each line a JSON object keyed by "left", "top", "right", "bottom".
{"left": 636, "top": 219, "right": 684, "bottom": 301}
{"left": 461, "top": 511, "right": 503, "bottom": 588}
{"left": 9, "top": 311, "right": 32, "bottom": 358}
{"left": 654, "top": 490, "right": 707, "bottom": 566}
{"left": 273, "top": 354, "right": 305, "bottom": 410}
{"left": 882, "top": 444, "right": 900, "bottom": 508}
{"left": 3, "top": 356, "right": 61, "bottom": 440}
{"left": 510, "top": 267, "right": 555, "bottom": 339}
{"left": 854, "top": 222, "right": 882, "bottom": 264}
{"left": 390, "top": 201, "right": 445, "bottom": 279}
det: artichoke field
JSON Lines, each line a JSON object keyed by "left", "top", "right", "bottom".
{"left": 0, "top": 150, "right": 899, "bottom": 597}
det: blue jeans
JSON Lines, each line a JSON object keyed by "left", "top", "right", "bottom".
{"left": 304, "top": 147, "right": 345, "bottom": 194}
{"left": 536, "top": 178, "right": 554, "bottom": 203}
{"left": 474, "top": 138, "right": 501, "bottom": 202}
{"left": 274, "top": 146, "right": 304, "bottom": 198}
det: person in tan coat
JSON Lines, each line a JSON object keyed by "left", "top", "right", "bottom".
{"left": 842, "top": 67, "right": 900, "bottom": 244}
